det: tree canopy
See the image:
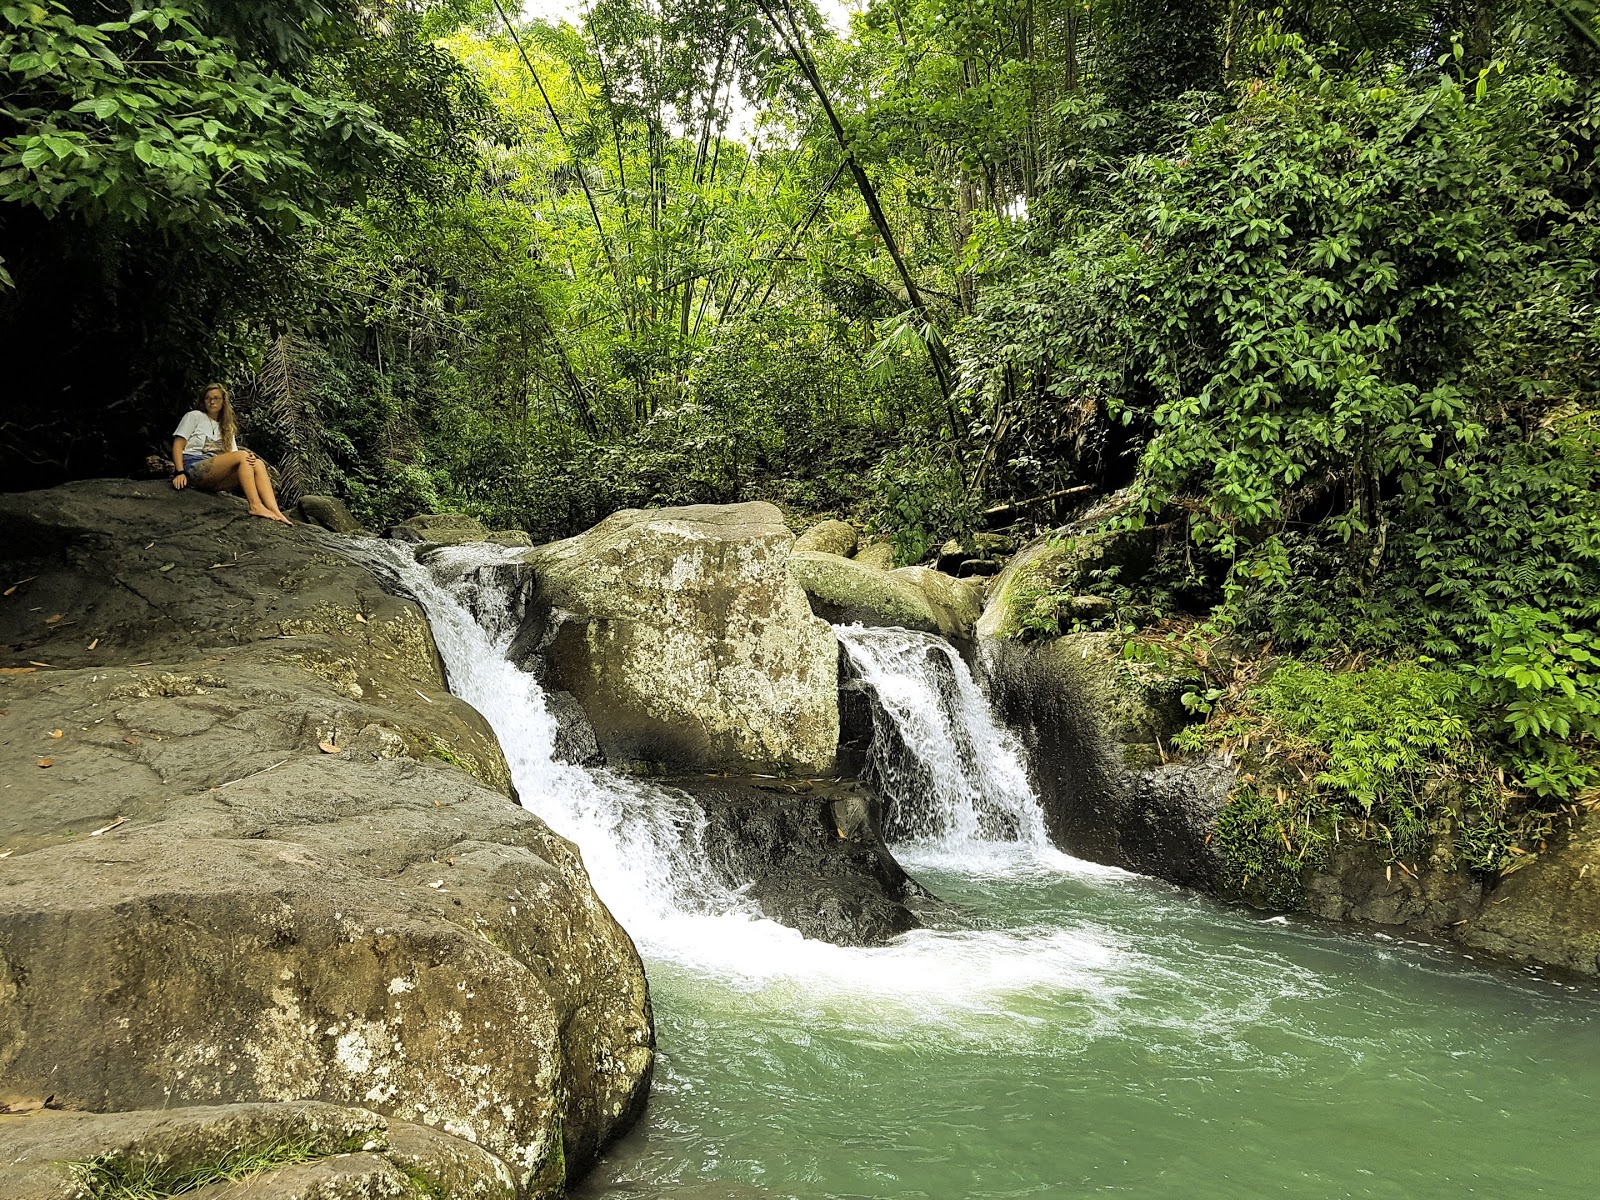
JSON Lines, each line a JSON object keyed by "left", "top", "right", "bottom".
{"left": 2, "top": 0, "right": 1595, "bottom": 898}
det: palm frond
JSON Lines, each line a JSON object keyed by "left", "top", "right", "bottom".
{"left": 245, "top": 333, "right": 330, "bottom": 507}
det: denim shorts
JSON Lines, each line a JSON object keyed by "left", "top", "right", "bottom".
{"left": 183, "top": 452, "right": 216, "bottom": 480}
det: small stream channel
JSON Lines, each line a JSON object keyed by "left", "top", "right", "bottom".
{"left": 366, "top": 543, "right": 1600, "bottom": 1200}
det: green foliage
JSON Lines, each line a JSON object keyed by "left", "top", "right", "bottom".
{"left": 71, "top": 1133, "right": 359, "bottom": 1199}
{"left": 0, "top": 2, "right": 400, "bottom": 243}
{"left": 1177, "top": 659, "right": 1544, "bottom": 903}
{"left": 868, "top": 442, "right": 977, "bottom": 564}
{"left": 1465, "top": 606, "right": 1600, "bottom": 798}
{"left": 1207, "top": 783, "right": 1331, "bottom": 910}
{"left": 969, "top": 19, "right": 1599, "bottom": 806}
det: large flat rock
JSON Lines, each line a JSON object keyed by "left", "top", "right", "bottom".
{"left": 0, "top": 481, "right": 653, "bottom": 1197}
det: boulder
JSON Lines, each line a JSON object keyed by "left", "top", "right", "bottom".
{"left": 981, "top": 632, "right": 1228, "bottom": 887}
{"left": 545, "top": 689, "right": 604, "bottom": 767}
{"left": 792, "top": 519, "right": 857, "bottom": 558}
{"left": 787, "top": 550, "right": 939, "bottom": 635}
{"left": 978, "top": 528, "right": 1155, "bottom": 640}
{"left": 0, "top": 1101, "right": 513, "bottom": 1200}
{"left": 1457, "top": 814, "right": 1600, "bottom": 976}
{"left": 669, "top": 776, "right": 929, "bottom": 946}
{"left": 296, "top": 494, "right": 368, "bottom": 536}
{"left": 388, "top": 513, "right": 491, "bottom": 545}
{"left": 515, "top": 503, "right": 838, "bottom": 775}
{"left": 889, "top": 567, "right": 986, "bottom": 643}
{"left": 977, "top": 538, "right": 1072, "bottom": 641}
{"left": 786, "top": 552, "right": 984, "bottom": 643}
{"left": 852, "top": 542, "right": 897, "bottom": 571}
{"left": 0, "top": 481, "right": 653, "bottom": 1198}
{"left": 487, "top": 529, "right": 533, "bottom": 548}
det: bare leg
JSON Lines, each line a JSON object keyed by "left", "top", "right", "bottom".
{"left": 249, "top": 456, "right": 292, "bottom": 523}
{"left": 197, "top": 452, "right": 275, "bottom": 520}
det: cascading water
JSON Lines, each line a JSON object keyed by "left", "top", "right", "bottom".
{"left": 349, "top": 539, "right": 748, "bottom": 933}
{"left": 348, "top": 536, "right": 1131, "bottom": 1003}
{"left": 343, "top": 539, "right": 1600, "bottom": 1200}
{"left": 835, "top": 624, "right": 1049, "bottom": 858}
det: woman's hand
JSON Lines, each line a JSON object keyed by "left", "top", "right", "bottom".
{"left": 172, "top": 471, "right": 188, "bottom": 490}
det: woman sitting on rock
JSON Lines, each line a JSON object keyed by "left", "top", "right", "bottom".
{"left": 171, "top": 383, "right": 291, "bottom": 524}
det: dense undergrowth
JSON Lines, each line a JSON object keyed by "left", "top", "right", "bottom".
{"left": 3, "top": 1, "right": 1596, "bottom": 901}
{"left": 960, "top": 9, "right": 1600, "bottom": 901}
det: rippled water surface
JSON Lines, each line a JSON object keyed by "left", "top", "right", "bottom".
{"left": 355, "top": 542, "right": 1600, "bottom": 1200}
{"left": 580, "top": 859, "right": 1600, "bottom": 1200}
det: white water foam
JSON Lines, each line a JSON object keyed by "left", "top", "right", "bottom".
{"left": 835, "top": 624, "right": 1126, "bottom": 881}
{"left": 349, "top": 539, "right": 1137, "bottom": 1013}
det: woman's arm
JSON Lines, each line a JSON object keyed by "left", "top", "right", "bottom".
{"left": 172, "top": 437, "right": 189, "bottom": 490}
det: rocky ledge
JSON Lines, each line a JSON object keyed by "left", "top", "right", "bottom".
{"left": 0, "top": 481, "right": 653, "bottom": 1198}
{"left": 671, "top": 775, "right": 931, "bottom": 946}
{"left": 977, "top": 538, "right": 1600, "bottom": 979}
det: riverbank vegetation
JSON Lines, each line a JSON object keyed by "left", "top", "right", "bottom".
{"left": 2, "top": 0, "right": 1595, "bottom": 901}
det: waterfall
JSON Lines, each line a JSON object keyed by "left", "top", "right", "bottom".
{"left": 347, "top": 537, "right": 1128, "bottom": 1001}
{"left": 835, "top": 624, "right": 1054, "bottom": 872}
{"left": 349, "top": 540, "right": 750, "bottom": 937}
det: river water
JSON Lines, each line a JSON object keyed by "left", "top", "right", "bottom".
{"left": 362, "top": 544, "right": 1600, "bottom": 1200}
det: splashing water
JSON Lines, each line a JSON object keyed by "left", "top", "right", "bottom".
{"left": 350, "top": 540, "right": 740, "bottom": 930}
{"left": 347, "top": 538, "right": 1138, "bottom": 1011}
{"left": 835, "top": 623, "right": 1094, "bottom": 878}
{"left": 345, "top": 540, "right": 1600, "bottom": 1200}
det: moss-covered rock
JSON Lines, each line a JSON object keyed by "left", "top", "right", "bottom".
{"left": 978, "top": 529, "right": 1155, "bottom": 641}
{"left": 0, "top": 1101, "right": 515, "bottom": 1200}
{"left": 787, "top": 550, "right": 940, "bottom": 634}
{"left": 296, "top": 494, "right": 367, "bottom": 535}
{"left": 793, "top": 519, "right": 858, "bottom": 557}
{"left": 387, "top": 512, "right": 491, "bottom": 545}
{"left": 852, "top": 542, "right": 897, "bottom": 571}
{"left": 889, "top": 567, "right": 986, "bottom": 642}
{"left": 518, "top": 503, "right": 839, "bottom": 774}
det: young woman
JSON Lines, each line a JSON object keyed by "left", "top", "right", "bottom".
{"left": 171, "top": 383, "right": 292, "bottom": 524}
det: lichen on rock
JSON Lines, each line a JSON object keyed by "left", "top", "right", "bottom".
{"left": 0, "top": 480, "right": 653, "bottom": 1198}
{"left": 516, "top": 502, "right": 839, "bottom": 775}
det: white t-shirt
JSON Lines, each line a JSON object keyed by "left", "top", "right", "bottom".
{"left": 173, "top": 410, "right": 235, "bottom": 458}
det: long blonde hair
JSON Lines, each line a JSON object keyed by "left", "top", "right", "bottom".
{"left": 198, "top": 383, "right": 237, "bottom": 451}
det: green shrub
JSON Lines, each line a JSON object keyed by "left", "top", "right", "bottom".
{"left": 1178, "top": 659, "right": 1544, "bottom": 903}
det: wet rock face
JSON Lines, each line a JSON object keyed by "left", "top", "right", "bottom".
{"left": 514, "top": 503, "right": 839, "bottom": 776}
{"left": 0, "top": 481, "right": 653, "bottom": 1197}
{"left": 668, "top": 776, "right": 928, "bottom": 947}
{"left": 981, "top": 634, "right": 1229, "bottom": 888}
{"left": 1457, "top": 814, "right": 1600, "bottom": 976}
{"left": 1304, "top": 849, "right": 1484, "bottom": 932}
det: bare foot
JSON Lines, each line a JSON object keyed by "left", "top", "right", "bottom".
{"left": 247, "top": 504, "right": 278, "bottom": 520}
{"left": 273, "top": 511, "right": 294, "bottom": 525}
